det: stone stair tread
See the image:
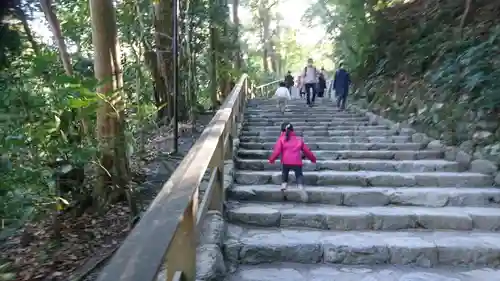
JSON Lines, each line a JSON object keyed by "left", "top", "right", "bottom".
{"left": 239, "top": 130, "right": 401, "bottom": 136}
{"left": 244, "top": 121, "right": 377, "bottom": 125}
{"left": 237, "top": 159, "right": 454, "bottom": 164}
{"left": 239, "top": 136, "right": 412, "bottom": 143}
{"left": 239, "top": 142, "right": 425, "bottom": 150}
{"left": 237, "top": 149, "right": 439, "bottom": 155}
{"left": 234, "top": 170, "right": 493, "bottom": 187}
{"left": 226, "top": 201, "right": 500, "bottom": 231}
{"left": 242, "top": 125, "right": 389, "bottom": 129}
{"left": 228, "top": 185, "right": 500, "bottom": 207}
{"left": 225, "top": 263, "right": 500, "bottom": 281}
{"left": 225, "top": 224, "right": 500, "bottom": 266}
{"left": 235, "top": 159, "right": 460, "bottom": 172}
{"left": 246, "top": 118, "right": 369, "bottom": 122}
{"left": 235, "top": 170, "right": 486, "bottom": 177}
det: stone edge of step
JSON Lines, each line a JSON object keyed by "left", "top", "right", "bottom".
{"left": 225, "top": 201, "right": 500, "bottom": 231}
{"left": 226, "top": 184, "right": 500, "bottom": 207}
{"left": 234, "top": 158, "right": 463, "bottom": 173}
{"left": 347, "top": 103, "right": 500, "bottom": 184}
{"left": 232, "top": 170, "right": 494, "bottom": 187}
{"left": 225, "top": 263, "right": 500, "bottom": 281}
{"left": 237, "top": 142, "right": 428, "bottom": 150}
{"left": 224, "top": 223, "right": 500, "bottom": 267}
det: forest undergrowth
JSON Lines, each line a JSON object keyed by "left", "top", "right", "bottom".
{"left": 0, "top": 116, "right": 213, "bottom": 281}
{"left": 306, "top": 0, "right": 500, "bottom": 163}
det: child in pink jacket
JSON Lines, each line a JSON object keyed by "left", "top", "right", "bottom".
{"left": 268, "top": 122, "right": 317, "bottom": 202}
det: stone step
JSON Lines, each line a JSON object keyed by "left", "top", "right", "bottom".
{"left": 227, "top": 185, "right": 500, "bottom": 207}
{"left": 244, "top": 113, "right": 365, "bottom": 118}
{"left": 245, "top": 110, "right": 356, "bottom": 115}
{"left": 235, "top": 159, "right": 461, "bottom": 172}
{"left": 245, "top": 107, "right": 359, "bottom": 112}
{"left": 247, "top": 101, "right": 338, "bottom": 106}
{"left": 244, "top": 120, "right": 377, "bottom": 126}
{"left": 224, "top": 225, "right": 500, "bottom": 267}
{"left": 237, "top": 150, "right": 443, "bottom": 160}
{"left": 238, "top": 142, "right": 426, "bottom": 151}
{"left": 246, "top": 116, "right": 369, "bottom": 122}
{"left": 240, "top": 130, "right": 402, "bottom": 137}
{"left": 241, "top": 125, "right": 389, "bottom": 131}
{"left": 233, "top": 171, "right": 493, "bottom": 187}
{"left": 225, "top": 263, "right": 500, "bottom": 281}
{"left": 238, "top": 135, "right": 412, "bottom": 143}
{"left": 240, "top": 129, "right": 403, "bottom": 137}
{"left": 226, "top": 202, "right": 500, "bottom": 231}
{"left": 245, "top": 104, "right": 345, "bottom": 109}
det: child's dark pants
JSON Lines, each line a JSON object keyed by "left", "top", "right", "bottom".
{"left": 282, "top": 164, "right": 304, "bottom": 185}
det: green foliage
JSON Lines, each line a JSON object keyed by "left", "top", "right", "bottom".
{"left": 304, "top": 0, "right": 377, "bottom": 79}
{"left": 427, "top": 26, "right": 500, "bottom": 110}
{"left": 0, "top": 50, "right": 98, "bottom": 224}
{"left": 0, "top": 0, "right": 249, "bottom": 228}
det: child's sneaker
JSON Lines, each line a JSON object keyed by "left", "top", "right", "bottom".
{"left": 280, "top": 182, "right": 288, "bottom": 201}
{"left": 297, "top": 184, "right": 308, "bottom": 202}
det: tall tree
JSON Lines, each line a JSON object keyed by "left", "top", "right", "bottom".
{"left": 153, "top": 0, "right": 174, "bottom": 121}
{"left": 232, "top": 0, "right": 242, "bottom": 70}
{"left": 89, "top": 0, "right": 132, "bottom": 211}
{"left": 40, "top": 0, "right": 72, "bottom": 74}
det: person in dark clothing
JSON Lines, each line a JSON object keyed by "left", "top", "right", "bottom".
{"left": 333, "top": 63, "right": 351, "bottom": 110}
{"left": 298, "top": 76, "right": 305, "bottom": 99}
{"left": 284, "top": 71, "right": 294, "bottom": 93}
{"left": 317, "top": 67, "right": 327, "bottom": 98}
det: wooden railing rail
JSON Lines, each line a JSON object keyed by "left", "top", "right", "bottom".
{"left": 96, "top": 74, "right": 250, "bottom": 281}
{"left": 255, "top": 79, "right": 281, "bottom": 98}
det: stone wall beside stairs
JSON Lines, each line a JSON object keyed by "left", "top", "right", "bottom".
{"left": 192, "top": 119, "right": 241, "bottom": 281}
{"left": 348, "top": 103, "right": 500, "bottom": 186}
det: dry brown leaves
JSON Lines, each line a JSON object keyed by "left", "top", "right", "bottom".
{"left": 1, "top": 203, "right": 131, "bottom": 281}
{"left": 0, "top": 116, "right": 211, "bottom": 281}
{"left": 0, "top": 117, "right": 213, "bottom": 281}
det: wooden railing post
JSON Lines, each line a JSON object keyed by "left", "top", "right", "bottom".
{"left": 240, "top": 80, "right": 246, "bottom": 118}
{"left": 225, "top": 114, "right": 235, "bottom": 160}
{"left": 165, "top": 200, "right": 197, "bottom": 281}
{"left": 208, "top": 135, "right": 224, "bottom": 212}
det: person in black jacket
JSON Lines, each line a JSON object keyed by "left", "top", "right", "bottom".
{"left": 333, "top": 63, "right": 351, "bottom": 110}
{"left": 284, "top": 71, "right": 294, "bottom": 93}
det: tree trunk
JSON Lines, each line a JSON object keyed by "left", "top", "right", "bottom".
{"left": 209, "top": 0, "right": 219, "bottom": 108}
{"left": 232, "top": 0, "right": 242, "bottom": 70}
{"left": 153, "top": 0, "right": 174, "bottom": 121}
{"left": 144, "top": 50, "right": 168, "bottom": 120}
{"left": 260, "top": 9, "right": 271, "bottom": 73}
{"left": 40, "top": 0, "right": 73, "bottom": 75}
{"left": 15, "top": 7, "right": 40, "bottom": 56}
{"left": 89, "top": 0, "right": 132, "bottom": 212}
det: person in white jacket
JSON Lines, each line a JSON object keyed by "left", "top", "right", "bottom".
{"left": 274, "top": 81, "right": 291, "bottom": 113}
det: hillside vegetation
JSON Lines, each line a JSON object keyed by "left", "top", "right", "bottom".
{"left": 308, "top": 0, "right": 500, "bottom": 164}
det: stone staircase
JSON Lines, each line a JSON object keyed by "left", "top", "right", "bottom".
{"left": 222, "top": 98, "right": 500, "bottom": 281}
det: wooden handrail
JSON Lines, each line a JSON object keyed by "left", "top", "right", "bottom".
{"left": 255, "top": 79, "right": 281, "bottom": 98}
{"left": 255, "top": 79, "right": 281, "bottom": 89}
{"left": 96, "top": 74, "right": 249, "bottom": 281}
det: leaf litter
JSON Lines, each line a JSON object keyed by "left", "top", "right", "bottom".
{"left": 0, "top": 114, "right": 213, "bottom": 281}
